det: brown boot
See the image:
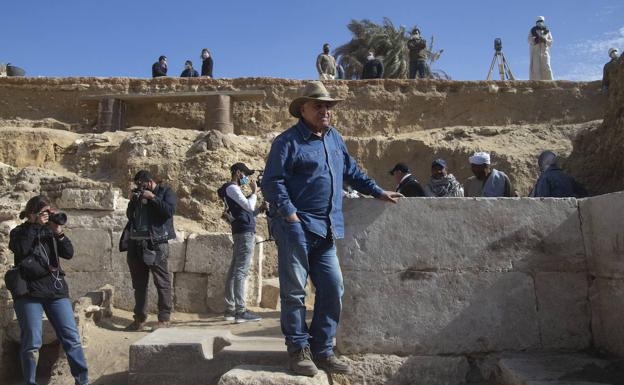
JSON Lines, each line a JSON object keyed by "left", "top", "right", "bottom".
{"left": 314, "top": 354, "right": 352, "bottom": 374}
{"left": 124, "top": 320, "right": 147, "bottom": 331}
{"left": 153, "top": 321, "right": 170, "bottom": 330}
{"left": 289, "top": 346, "right": 318, "bottom": 376}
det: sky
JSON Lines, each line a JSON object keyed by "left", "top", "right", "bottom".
{"left": 2, "top": 0, "right": 622, "bottom": 80}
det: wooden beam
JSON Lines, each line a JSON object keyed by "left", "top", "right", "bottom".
{"left": 80, "top": 90, "right": 265, "bottom": 104}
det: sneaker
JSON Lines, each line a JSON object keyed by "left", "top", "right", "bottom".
{"left": 234, "top": 310, "right": 261, "bottom": 324}
{"left": 314, "top": 354, "right": 352, "bottom": 374}
{"left": 289, "top": 346, "right": 318, "bottom": 376}
{"left": 124, "top": 320, "right": 147, "bottom": 331}
{"left": 224, "top": 309, "right": 236, "bottom": 321}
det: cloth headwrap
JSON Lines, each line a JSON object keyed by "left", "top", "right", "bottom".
{"left": 469, "top": 152, "right": 491, "bottom": 165}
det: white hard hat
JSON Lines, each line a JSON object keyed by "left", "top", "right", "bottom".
{"left": 536, "top": 16, "right": 545, "bottom": 22}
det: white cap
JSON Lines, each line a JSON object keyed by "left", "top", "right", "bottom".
{"left": 469, "top": 152, "right": 491, "bottom": 165}
{"left": 609, "top": 48, "right": 618, "bottom": 55}
{"left": 536, "top": 16, "right": 545, "bottom": 22}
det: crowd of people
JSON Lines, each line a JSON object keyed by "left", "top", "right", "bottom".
{"left": 379, "top": 149, "right": 586, "bottom": 199}
{"left": 151, "top": 48, "right": 213, "bottom": 78}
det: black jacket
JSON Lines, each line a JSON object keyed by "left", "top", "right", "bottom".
{"left": 361, "top": 58, "right": 384, "bottom": 79}
{"left": 9, "top": 223, "right": 74, "bottom": 299}
{"left": 218, "top": 182, "right": 256, "bottom": 234}
{"left": 126, "top": 184, "right": 177, "bottom": 242}
{"left": 396, "top": 175, "right": 425, "bottom": 197}
{"left": 201, "top": 57, "right": 214, "bottom": 77}
{"left": 152, "top": 62, "right": 168, "bottom": 78}
{"left": 180, "top": 68, "right": 199, "bottom": 77}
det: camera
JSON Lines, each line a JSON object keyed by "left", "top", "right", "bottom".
{"left": 494, "top": 38, "right": 502, "bottom": 52}
{"left": 44, "top": 210, "right": 67, "bottom": 226}
{"left": 132, "top": 188, "right": 145, "bottom": 199}
{"left": 256, "top": 169, "right": 265, "bottom": 186}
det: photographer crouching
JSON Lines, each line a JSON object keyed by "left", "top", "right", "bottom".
{"left": 7, "top": 195, "right": 90, "bottom": 385}
{"left": 123, "top": 170, "right": 176, "bottom": 331}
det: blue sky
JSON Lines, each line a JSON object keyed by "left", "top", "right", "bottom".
{"left": 2, "top": 0, "right": 622, "bottom": 80}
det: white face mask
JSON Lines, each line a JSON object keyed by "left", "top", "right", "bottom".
{"left": 610, "top": 51, "right": 619, "bottom": 59}
{"left": 367, "top": 53, "right": 374, "bottom": 60}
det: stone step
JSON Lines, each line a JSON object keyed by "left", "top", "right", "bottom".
{"left": 218, "top": 365, "right": 330, "bottom": 385}
{"left": 494, "top": 353, "right": 616, "bottom": 385}
{"left": 129, "top": 327, "right": 287, "bottom": 385}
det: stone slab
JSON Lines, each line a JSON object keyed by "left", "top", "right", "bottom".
{"left": 534, "top": 272, "right": 591, "bottom": 350}
{"left": 129, "top": 328, "right": 286, "bottom": 385}
{"left": 218, "top": 365, "right": 330, "bottom": 385}
{"left": 340, "top": 198, "right": 585, "bottom": 273}
{"left": 63, "top": 228, "right": 112, "bottom": 272}
{"left": 260, "top": 278, "right": 280, "bottom": 309}
{"left": 62, "top": 209, "right": 127, "bottom": 231}
{"left": 337, "top": 271, "right": 540, "bottom": 355}
{"left": 495, "top": 354, "right": 611, "bottom": 385}
{"left": 56, "top": 188, "right": 119, "bottom": 211}
{"left": 579, "top": 191, "right": 624, "bottom": 278}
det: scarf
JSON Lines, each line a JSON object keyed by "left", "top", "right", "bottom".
{"left": 428, "top": 174, "right": 462, "bottom": 197}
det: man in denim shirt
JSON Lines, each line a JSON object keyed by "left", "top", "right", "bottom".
{"left": 262, "top": 81, "right": 401, "bottom": 376}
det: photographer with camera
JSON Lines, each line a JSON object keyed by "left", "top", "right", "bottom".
{"left": 217, "top": 163, "right": 267, "bottom": 323}
{"left": 7, "top": 195, "right": 90, "bottom": 385}
{"left": 123, "top": 170, "right": 176, "bottom": 331}
{"left": 528, "top": 16, "right": 554, "bottom": 80}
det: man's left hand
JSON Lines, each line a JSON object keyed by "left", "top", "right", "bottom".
{"left": 142, "top": 190, "right": 155, "bottom": 200}
{"left": 376, "top": 191, "right": 403, "bottom": 204}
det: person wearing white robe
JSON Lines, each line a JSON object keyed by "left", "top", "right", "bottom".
{"left": 528, "top": 16, "right": 554, "bottom": 80}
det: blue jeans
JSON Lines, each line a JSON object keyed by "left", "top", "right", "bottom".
{"left": 225, "top": 232, "right": 256, "bottom": 312}
{"left": 13, "top": 296, "right": 89, "bottom": 385}
{"left": 272, "top": 218, "right": 344, "bottom": 357}
{"left": 409, "top": 59, "right": 429, "bottom": 79}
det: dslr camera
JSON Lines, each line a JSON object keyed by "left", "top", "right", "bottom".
{"left": 44, "top": 210, "right": 67, "bottom": 225}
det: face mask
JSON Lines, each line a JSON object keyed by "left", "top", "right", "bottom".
{"left": 240, "top": 175, "right": 249, "bottom": 185}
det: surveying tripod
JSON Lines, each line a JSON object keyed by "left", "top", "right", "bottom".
{"left": 487, "top": 49, "right": 515, "bottom": 81}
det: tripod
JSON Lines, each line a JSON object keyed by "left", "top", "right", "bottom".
{"left": 486, "top": 50, "right": 515, "bottom": 81}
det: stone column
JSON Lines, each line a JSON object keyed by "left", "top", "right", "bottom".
{"left": 97, "top": 98, "right": 125, "bottom": 131}
{"left": 204, "top": 94, "right": 233, "bottom": 133}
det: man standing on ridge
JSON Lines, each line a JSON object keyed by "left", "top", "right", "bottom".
{"left": 261, "top": 81, "right": 402, "bottom": 376}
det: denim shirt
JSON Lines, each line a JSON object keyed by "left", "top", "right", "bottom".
{"left": 261, "top": 119, "right": 383, "bottom": 239}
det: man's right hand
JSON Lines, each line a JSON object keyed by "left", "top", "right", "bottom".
{"left": 285, "top": 212, "right": 300, "bottom": 222}
{"left": 250, "top": 179, "right": 257, "bottom": 193}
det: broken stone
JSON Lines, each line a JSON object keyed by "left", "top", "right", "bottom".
{"left": 56, "top": 188, "right": 120, "bottom": 211}
{"left": 218, "top": 365, "right": 330, "bottom": 385}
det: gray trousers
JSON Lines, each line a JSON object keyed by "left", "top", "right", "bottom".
{"left": 225, "top": 232, "right": 255, "bottom": 312}
{"left": 127, "top": 240, "right": 172, "bottom": 322}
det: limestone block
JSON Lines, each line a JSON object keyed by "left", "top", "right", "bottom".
{"left": 62, "top": 209, "right": 127, "bottom": 232}
{"left": 340, "top": 198, "right": 585, "bottom": 273}
{"left": 186, "top": 233, "right": 262, "bottom": 312}
{"left": 56, "top": 188, "right": 119, "bottom": 211}
{"left": 218, "top": 365, "right": 330, "bottom": 385}
{"left": 337, "top": 271, "right": 540, "bottom": 355}
{"left": 589, "top": 277, "right": 624, "bottom": 356}
{"left": 534, "top": 273, "right": 591, "bottom": 350}
{"left": 185, "top": 233, "right": 233, "bottom": 274}
{"left": 260, "top": 278, "right": 280, "bottom": 309}
{"left": 63, "top": 228, "right": 112, "bottom": 272}
{"left": 579, "top": 192, "right": 624, "bottom": 278}
{"left": 174, "top": 273, "right": 208, "bottom": 313}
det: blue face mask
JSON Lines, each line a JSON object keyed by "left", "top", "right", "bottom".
{"left": 240, "top": 175, "right": 249, "bottom": 185}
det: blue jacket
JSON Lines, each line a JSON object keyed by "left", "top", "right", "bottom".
{"left": 261, "top": 119, "right": 383, "bottom": 239}
{"left": 180, "top": 68, "right": 199, "bottom": 77}
{"left": 218, "top": 182, "right": 256, "bottom": 234}
{"left": 126, "top": 184, "right": 177, "bottom": 242}
{"left": 532, "top": 167, "right": 587, "bottom": 198}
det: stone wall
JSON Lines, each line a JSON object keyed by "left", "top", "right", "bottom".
{"left": 579, "top": 191, "right": 624, "bottom": 356}
{"left": 0, "top": 77, "right": 604, "bottom": 136}
{"left": 337, "top": 197, "right": 591, "bottom": 355}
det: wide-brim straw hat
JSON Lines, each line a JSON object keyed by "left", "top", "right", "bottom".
{"left": 289, "top": 81, "right": 344, "bottom": 118}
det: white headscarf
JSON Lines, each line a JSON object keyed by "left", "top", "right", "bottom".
{"left": 469, "top": 152, "right": 491, "bottom": 165}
